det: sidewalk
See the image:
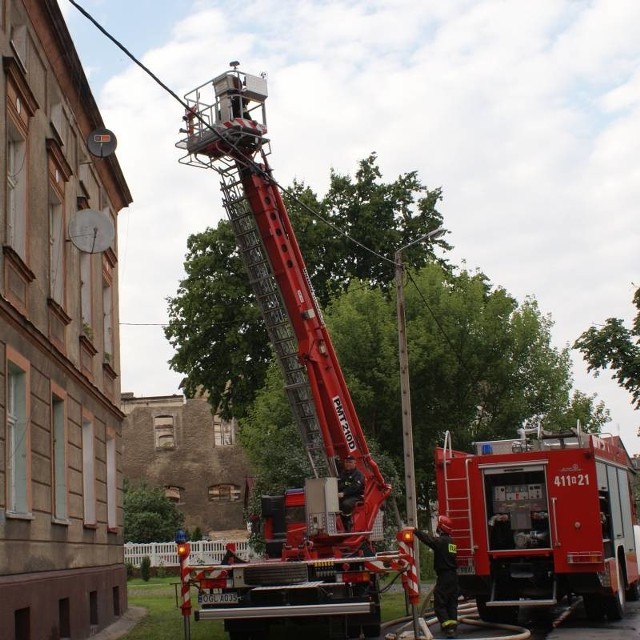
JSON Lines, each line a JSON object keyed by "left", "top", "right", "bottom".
{"left": 91, "top": 607, "right": 147, "bottom": 640}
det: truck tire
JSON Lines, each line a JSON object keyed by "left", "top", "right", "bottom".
{"left": 604, "top": 561, "right": 626, "bottom": 621}
{"left": 626, "top": 581, "right": 640, "bottom": 602}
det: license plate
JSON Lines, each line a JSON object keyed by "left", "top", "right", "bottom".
{"left": 198, "top": 592, "right": 239, "bottom": 605}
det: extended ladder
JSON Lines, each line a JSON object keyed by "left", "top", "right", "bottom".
{"left": 217, "top": 162, "right": 329, "bottom": 478}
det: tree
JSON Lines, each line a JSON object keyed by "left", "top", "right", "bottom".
{"left": 165, "top": 154, "right": 448, "bottom": 417}
{"left": 124, "top": 482, "right": 184, "bottom": 543}
{"left": 574, "top": 287, "right": 640, "bottom": 414}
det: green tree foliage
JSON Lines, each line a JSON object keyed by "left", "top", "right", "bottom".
{"left": 574, "top": 287, "right": 640, "bottom": 414}
{"left": 124, "top": 482, "right": 185, "bottom": 543}
{"left": 165, "top": 154, "right": 448, "bottom": 417}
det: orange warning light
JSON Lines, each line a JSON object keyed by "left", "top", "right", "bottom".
{"left": 397, "top": 528, "right": 414, "bottom": 544}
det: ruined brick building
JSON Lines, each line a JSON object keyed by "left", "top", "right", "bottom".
{"left": 121, "top": 392, "right": 251, "bottom": 536}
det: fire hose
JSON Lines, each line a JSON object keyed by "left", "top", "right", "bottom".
{"left": 381, "top": 595, "right": 532, "bottom": 640}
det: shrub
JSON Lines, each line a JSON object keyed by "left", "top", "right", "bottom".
{"left": 140, "top": 556, "right": 151, "bottom": 582}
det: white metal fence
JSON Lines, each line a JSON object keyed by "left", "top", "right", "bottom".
{"left": 124, "top": 540, "right": 251, "bottom": 567}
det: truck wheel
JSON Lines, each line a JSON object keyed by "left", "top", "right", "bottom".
{"left": 604, "top": 562, "right": 626, "bottom": 621}
{"left": 626, "top": 581, "right": 640, "bottom": 602}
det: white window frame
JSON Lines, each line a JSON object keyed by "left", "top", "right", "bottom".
{"left": 82, "top": 417, "right": 96, "bottom": 525}
{"left": 106, "top": 430, "right": 117, "bottom": 530}
{"left": 49, "top": 199, "right": 65, "bottom": 305}
{"left": 51, "top": 389, "right": 68, "bottom": 522}
{"left": 80, "top": 252, "right": 92, "bottom": 330}
{"left": 7, "top": 123, "right": 27, "bottom": 259}
{"left": 7, "top": 354, "right": 31, "bottom": 516}
{"left": 103, "top": 277, "right": 113, "bottom": 358}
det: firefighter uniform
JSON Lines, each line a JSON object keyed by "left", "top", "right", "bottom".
{"left": 414, "top": 525, "right": 459, "bottom": 638}
{"left": 338, "top": 456, "right": 364, "bottom": 531}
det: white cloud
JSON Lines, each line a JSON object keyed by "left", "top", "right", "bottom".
{"left": 67, "top": 0, "right": 639, "bottom": 450}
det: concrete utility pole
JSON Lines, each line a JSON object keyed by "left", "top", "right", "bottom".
{"left": 395, "top": 227, "right": 444, "bottom": 582}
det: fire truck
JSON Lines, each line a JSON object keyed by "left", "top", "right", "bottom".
{"left": 175, "top": 65, "right": 412, "bottom": 639}
{"left": 436, "top": 427, "right": 640, "bottom": 623}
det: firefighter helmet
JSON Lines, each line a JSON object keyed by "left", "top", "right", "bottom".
{"left": 437, "top": 515, "right": 453, "bottom": 535}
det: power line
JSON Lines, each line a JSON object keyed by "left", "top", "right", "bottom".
{"left": 405, "top": 269, "right": 470, "bottom": 374}
{"left": 66, "top": 0, "right": 395, "bottom": 266}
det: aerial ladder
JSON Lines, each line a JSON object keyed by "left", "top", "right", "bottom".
{"left": 177, "top": 64, "right": 390, "bottom": 550}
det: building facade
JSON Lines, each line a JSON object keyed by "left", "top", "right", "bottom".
{"left": 0, "top": 1, "right": 132, "bottom": 639}
{"left": 121, "top": 393, "right": 251, "bottom": 536}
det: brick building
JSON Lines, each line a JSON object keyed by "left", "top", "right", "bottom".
{"left": 121, "top": 392, "right": 251, "bottom": 536}
{"left": 0, "top": 1, "right": 131, "bottom": 638}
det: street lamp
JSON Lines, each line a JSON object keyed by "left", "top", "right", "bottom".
{"left": 395, "top": 227, "right": 444, "bottom": 579}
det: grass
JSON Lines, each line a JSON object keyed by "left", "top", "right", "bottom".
{"left": 122, "top": 577, "right": 412, "bottom": 639}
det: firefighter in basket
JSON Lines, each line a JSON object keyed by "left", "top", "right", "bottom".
{"left": 338, "top": 455, "right": 364, "bottom": 532}
{"left": 414, "top": 515, "right": 459, "bottom": 638}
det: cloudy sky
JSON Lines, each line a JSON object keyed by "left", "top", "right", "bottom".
{"left": 61, "top": 0, "right": 639, "bottom": 452}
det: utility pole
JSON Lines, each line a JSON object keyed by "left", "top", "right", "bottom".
{"left": 395, "top": 227, "right": 444, "bottom": 584}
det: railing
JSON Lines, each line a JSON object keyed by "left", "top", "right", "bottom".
{"left": 124, "top": 539, "right": 251, "bottom": 567}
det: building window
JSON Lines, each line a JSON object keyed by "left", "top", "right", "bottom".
{"left": 7, "top": 353, "right": 30, "bottom": 515}
{"left": 214, "top": 418, "right": 236, "bottom": 446}
{"left": 82, "top": 417, "right": 96, "bottom": 525}
{"left": 47, "top": 137, "right": 71, "bottom": 311}
{"left": 154, "top": 415, "right": 175, "bottom": 450}
{"left": 208, "top": 484, "right": 240, "bottom": 502}
{"left": 103, "top": 276, "right": 113, "bottom": 359}
{"left": 80, "top": 252, "right": 92, "bottom": 331}
{"left": 51, "top": 390, "right": 68, "bottom": 521}
{"left": 106, "top": 429, "right": 117, "bottom": 530}
{"left": 165, "top": 485, "right": 183, "bottom": 503}
{"left": 10, "top": 24, "right": 27, "bottom": 69}
{"left": 7, "top": 123, "right": 27, "bottom": 260}
{"left": 49, "top": 200, "right": 65, "bottom": 305}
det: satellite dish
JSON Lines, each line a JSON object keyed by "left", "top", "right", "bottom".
{"left": 68, "top": 209, "right": 115, "bottom": 253}
{"left": 87, "top": 128, "right": 118, "bottom": 158}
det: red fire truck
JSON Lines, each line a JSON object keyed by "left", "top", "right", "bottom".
{"left": 436, "top": 427, "right": 640, "bottom": 623}
{"left": 175, "top": 66, "right": 412, "bottom": 639}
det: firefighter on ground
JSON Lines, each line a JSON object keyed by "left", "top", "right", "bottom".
{"left": 414, "top": 515, "right": 459, "bottom": 638}
{"left": 338, "top": 454, "right": 364, "bottom": 532}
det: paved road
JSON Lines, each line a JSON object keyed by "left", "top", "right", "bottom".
{"left": 383, "top": 599, "right": 640, "bottom": 639}
{"left": 546, "top": 599, "right": 640, "bottom": 640}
